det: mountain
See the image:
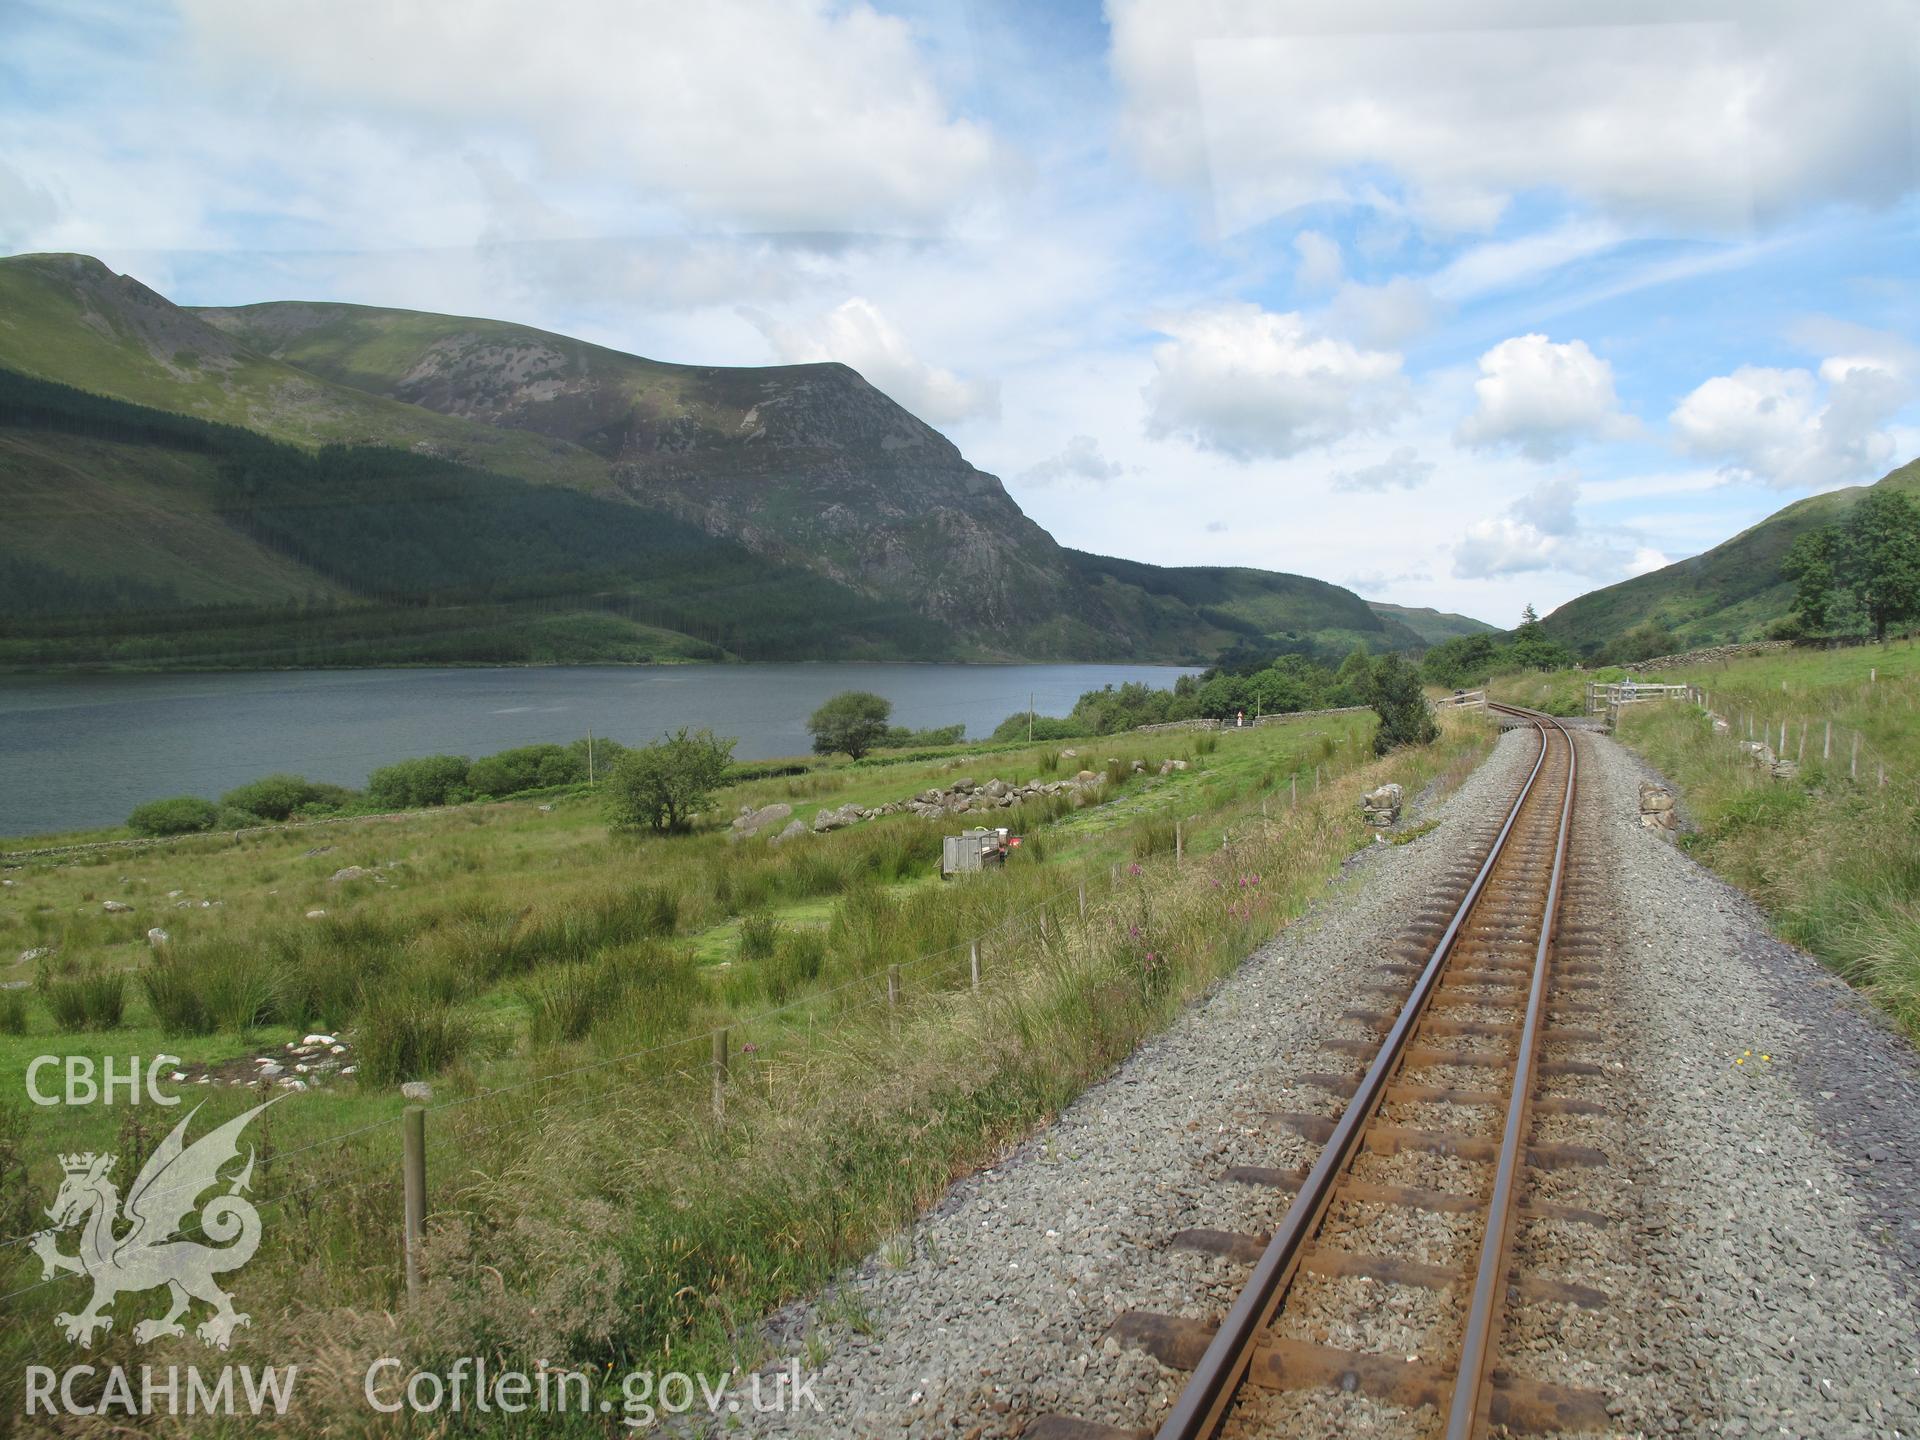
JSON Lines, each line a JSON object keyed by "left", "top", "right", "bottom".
{"left": 1542, "top": 457, "right": 1920, "bottom": 655}
{"left": 0, "top": 252, "right": 1433, "bottom": 668}
{"left": 1365, "top": 601, "right": 1499, "bottom": 645}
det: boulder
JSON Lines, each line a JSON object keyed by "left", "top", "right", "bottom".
{"left": 1061, "top": 749, "right": 1077, "bottom": 758}
{"left": 1362, "top": 783, "right": 1404, "bottom": 827}
{"left": 305, "top": 908, "right": 327, "bottom": 920}
{"left": 770, "top": 818, "right": 809, "bottom": 845}
{"left": 1076, "top": 769, "right": 1098, "bottom": 783}
{"left": 146, "top": 928, "right": 170, "bottom": 947}
{"left": 329, "top": 866, "right": 373, "bottom": 884}
{"left": 729, "top": 802, "right": 793, "bottom": 841}
{"left": 985, "top": 778, "right": 1009, "bottom": 799}
{"left": 102, "top": 900, "right": 134, "bottom": 913}
{"left": 952, "top": 777, "right": 977, "bottom": 793}
{"left": 400, "top": 1081, "right": 433, "bottom": 1102}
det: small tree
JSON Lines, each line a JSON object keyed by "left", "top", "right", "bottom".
{"left": 1834, "top": 489, "right": 1920, "bottom": 642}
{"left": 1368, "top": 653, "right": 1438, "bottom": 755}
{"left": 1782, "top": 528, "right": 1839, "bottom": 632}
{"left": 606, "top": 727, "right": 736, "bottom": 833}
{"left": 807, "top": 691, "right": 892, "bottom": 759}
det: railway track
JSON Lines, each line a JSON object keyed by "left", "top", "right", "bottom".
{"left": 1031, "top": 705, "right": 1617, "bottom": 1440}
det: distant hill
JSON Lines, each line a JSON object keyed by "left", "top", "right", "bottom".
{"left": 0, "top": 252, "right": 1438, "bottom": 669}
{"left": 1543, "top": 458, "right": 1920, "bottom": 655}
{"left": 1365, "top": 601, "right": 1498, "bottom": 645}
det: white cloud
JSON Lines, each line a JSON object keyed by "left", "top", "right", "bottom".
{"left": 1670, "top": 353, "right": 1912, "bottom": 490}
{"left": 745, "top": 297, "right": 999, "bottom": 426}
{"left": 1018, "top": 435, "right": 1125, "bottom": 488}
{"left": 1333, "top": 445, "right": 1434, "bottom": 493}
{"left": 1326, "top": 277, "right": 1437, "bottom": 347}
{"left": 1456, "top": 334, "right": 1636, "bottom": 460}
{"left": 1292, "top": 229, "right": 1344, "bottom": 292}
{"left": 178, "top": 0, "right": 995, "bottom": 234}
{"left": 1109, "top": 0, "right": 1919, "bottom": 234}
{"left": 1142, "top": 303, "right": 1404, "bottom": 460}
{"left": 1626, "top": 546, "right": 1672, "bottom": 577}
{"left": 1452, "top": 476, "right": 1643, "bottom": 579}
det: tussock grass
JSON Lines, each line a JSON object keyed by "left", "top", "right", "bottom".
{"left": 38, "top": 962, "right": 125, "bottom": 1031}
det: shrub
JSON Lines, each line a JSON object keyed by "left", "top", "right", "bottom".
{"left": 990, "top": 713, "right": 1087, "bottom": 742}
{"left": 469, "top": 743, "right": 581, "bottom": 798}
{"left": 878, "top": 723, "right": 965, "bottom": 749}
{"left": 807, "top": 691, "right": 892, "bottom": 759}
{"left": 1036, "top": 749, "right": 1061, "bottom": 775}
{"left": 366, "top": 755, "right": 472, "bottom": 810}
{"left": 1370, "top": 653, "right": 1440, "bottom": 755}
{"left": 219, "top": 773, "right": 332, "bottom": 822}
{"left": 605, "top": 729, "right": 736, "bottom": 833}
{"left": 355, "top": 994, "right": 474, "bottom": 1085}
{"left": 126, "top": 795, "right": 217, "bottom": 837}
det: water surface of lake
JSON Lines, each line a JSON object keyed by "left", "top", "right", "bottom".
{"left": 0, "top": 664, "right": 1200, "bottom": 836}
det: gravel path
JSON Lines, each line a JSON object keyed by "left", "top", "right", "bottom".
{"left": 734, "top": 728, "right": 1920, "bottom": 1439}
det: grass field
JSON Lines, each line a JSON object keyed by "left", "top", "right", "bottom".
{"left": 0, "top": 708, "right": 1490, "bottom": 1433}
{"left": 1618, "top": 639, "right": 1920, "bottom": 1042}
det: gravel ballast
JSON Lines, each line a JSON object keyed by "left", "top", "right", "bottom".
{"left": 735, "top": 727, "right": 1920, "bottom": 1439}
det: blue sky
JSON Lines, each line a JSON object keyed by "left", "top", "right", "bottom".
{"left": 3, "top": 0, "right": 1917, "bottom": 626}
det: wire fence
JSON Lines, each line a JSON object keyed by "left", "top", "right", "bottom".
{"left": 1680, "top": 680, "right": 1915, "bottom": 793}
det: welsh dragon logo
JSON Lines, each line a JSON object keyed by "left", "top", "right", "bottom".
{"left": 30, "top": 1098, "right": 278, "bottom": 1349}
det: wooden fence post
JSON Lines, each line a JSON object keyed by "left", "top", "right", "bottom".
{"left": 1290, "top": 775, "right": 1297, "bottom": 807}
{"left": 969, "top": 940, "right": 980, "bottom": 993}
{"left": 401, "top": 1105, "right": 426, "bottom": 1301}
{"left": 1797, "top": 722, "right": 1805, "bottom": 762}
{"left": 1851, "top": 732, "right": 1860, "bottom": 780}
{"left": 1077, "top": 882, "right": 1086, "bottom": 922}
{"left": 1174, "top": 820, "right": 1183, "bottom": 866}
{"left": 711, "top": 1027, "right": 729, "bottom": 1122}
{"left": 887, "top": 964, "right": 901, "bottom": 1011}
{"left": 1824, "top": 721, "right": 1832, "bottom": 761}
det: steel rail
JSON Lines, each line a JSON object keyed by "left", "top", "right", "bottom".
{"left": 1445, "top": 706, "right": 1577, "bottom": 1437}
{"left": 1151, "top": 707, "right": 1563, "bottom": 1440}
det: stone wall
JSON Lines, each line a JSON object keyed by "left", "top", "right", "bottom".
{"left": 1626, "top": 640, "right": 1792, "bottom": 672}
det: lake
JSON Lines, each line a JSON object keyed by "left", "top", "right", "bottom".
{"left": 0, "top": 663, "right": 1200, "bottom": 837}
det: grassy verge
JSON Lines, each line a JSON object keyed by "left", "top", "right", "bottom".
{"left": 0, "top": 710, "right": 1488, "bottom": 1433}
{"left": 1617, "top": 638, "right": 1920, "bottom": 1042}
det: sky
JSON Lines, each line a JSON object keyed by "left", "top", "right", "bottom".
{"left": 3, "top": 0, "right": 1918, "bottom": 628}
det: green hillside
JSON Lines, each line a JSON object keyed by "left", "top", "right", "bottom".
{"left": 1543, "top": 458, "right": 1920, "bottom": 655}
{"left": 1366, "top": 601, "right": 1499, "bottom": 645}
{"left": 0, "top": 370, "right": 953, "bottom": 668}
{"left": 0, "top": 254, "right": 605, "bottom": 487}
{"left": 0, "top": 252, "right": 1451, "bottom": 668}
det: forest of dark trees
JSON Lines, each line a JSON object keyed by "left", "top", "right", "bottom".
{"left": 0, "top": 369, "right": 952, "bottom": 665}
